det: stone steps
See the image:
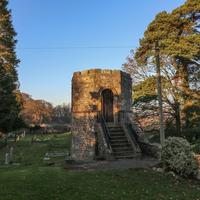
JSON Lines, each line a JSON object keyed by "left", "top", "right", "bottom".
{"left": 108, "top": 128, "right": 124, "bottom": 132}
{"left": 110, "top": 133, "right": 125, "bottom": 137}
{"left": 113, "top": 151, "right": 135, "bottom": 155}
{"left": 114, "top": 154, "right": 135, "bottom": 159}
{"left": 111, "top": 142, "right": 130, "bottom": 146}
{"left": 112, "top": 147, "right": 133, "bottom": 152}
{"left": 107, "top": 123, "right": 136, "bottom": 160}
{"left": 110, "top": 136, "right": 127, "bottom": 140}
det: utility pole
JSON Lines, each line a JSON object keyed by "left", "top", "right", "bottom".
{"left": 155, "top": 41, "right": 165, "bottom": 146}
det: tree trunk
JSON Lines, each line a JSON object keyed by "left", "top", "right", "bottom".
{"left": 179, "top": 63, "right": 190, "bottom": 100}
{"left": 174, "top": 57, "right": 191, "bottom": 131}
{"left": 174, "top": 102, "right": 181, "bottom": 136}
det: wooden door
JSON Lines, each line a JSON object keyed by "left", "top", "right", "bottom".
{"left": 102, "top": 89, "right": 114, "bottom": 122}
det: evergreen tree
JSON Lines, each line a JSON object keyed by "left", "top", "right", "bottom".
{"left": 135, "top": 0, "right": 200, "bottom": 98}
{"left": 0, "top": 0, "right": 21, "bottom": 132}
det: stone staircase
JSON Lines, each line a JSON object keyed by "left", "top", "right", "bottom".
{"left": 107, "top": 123, "right": 136, "bottom": 159}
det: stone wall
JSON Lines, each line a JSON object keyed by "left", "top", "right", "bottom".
{"left": 139, "top": 141, "right": 161, "bottom": 159}
{"left": 71, "top": 115, "right": 96, "bottom": 160}
{"left": 72, "top": 69, "right": 122, "bottom": 122}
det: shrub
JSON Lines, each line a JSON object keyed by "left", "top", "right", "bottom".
{"left": 192, "top": 139, "right": 200, "bottom": 154}
{"left": 182, "top": 127, "right": 200, "bottom": 143}
{"left": 161, "top": 137, "right": 198, "bottom": 177}
{"left": 183, "top": 102, "right": 200, "bottom": 128}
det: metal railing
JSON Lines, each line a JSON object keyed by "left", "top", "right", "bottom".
{"left": 120, "top": 111, "right": 143, "bottom": 132}
{"left": 126, "top": 123, "right": 139, "bottom": 143}
{"left": 119, "top": 111, "right": 141, "bottom": 143}
{"left": 97, "top": 112, "right": 112, "bottom": 151}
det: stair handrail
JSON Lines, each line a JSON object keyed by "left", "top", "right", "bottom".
{"left": 119, "top": 111, "right": 141, "bottom": 142}
{"left": 126, "top": 123, "right": 139, "bottom": 143}
{"left": 97, "top": 112, "right": 112, "bottom": 151}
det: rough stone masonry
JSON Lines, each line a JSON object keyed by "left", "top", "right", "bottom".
{"left": 71, "top": 69, "right": 132, "bottom": 160}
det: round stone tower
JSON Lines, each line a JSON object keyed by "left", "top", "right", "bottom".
{"left": 71, "top": 69, "right": 132, "bottom": 160}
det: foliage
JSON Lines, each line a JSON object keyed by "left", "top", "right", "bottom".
{"left": 53, "top": 103, "right": 71, "bottom": 124}
{"left": 123, "top": 0, "right": 200, "bottom": 134}
{"left": 162, "top": 137, "right": 198, "bottom": 177}
{"left": 132, "top": 76, "right": 177, "bottom": 133}
{"left": 134, "top": 0, "right": 200, "bottom": 99}
{"left": 0, "top": 137, "right": 7, "bottom": 149}
{"left": 133, "top": 76, "right": 157, "bottom": 103}
{"left": 20, "top": 93, "right": 53, "bottom": 126}
{"left": 183, "top": 101, "right": 200, "bottom": 128}
{"left": 0, "top": 0, "right": 21, "bottom": 132}
{"left": 20, "top": 93, "right": 71, "bottom": 126}
{"left": 122, "top": 50, "right": 156, "bottom": 83}
{"left": 132, "top": 75, "right": 169, "bottom": 104}
{"left": 182, "top": 127, "right": 200, "bottom": 143}
{"left": 165, "top": 119, "right": 177, "bottom": 136}
{"left": 135, "top": 0, "right": 200, "bottom": 66}
{"left": 191, "top": 139, "right": 200, "bottom": 154}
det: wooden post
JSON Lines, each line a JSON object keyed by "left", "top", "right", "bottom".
{"left": 155, "top": 41, "right": 165, "bottom": 146}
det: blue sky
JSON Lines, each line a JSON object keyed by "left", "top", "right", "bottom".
{"left": 9, "top": 0, "right": 185, "bottom": 105}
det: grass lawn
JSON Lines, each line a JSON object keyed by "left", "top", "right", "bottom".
{"left": 0, "top": 133, "right": 71, "bottom": 166}
{"left": 0, "top": 133, "right": 199, "bottom": 200}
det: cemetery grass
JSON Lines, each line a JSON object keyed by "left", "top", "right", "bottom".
{"left": 0, "top": 133, "right": 71, "bottom": 166}
{"left": 0, "top": 134, "right": 200, "bottom": 200}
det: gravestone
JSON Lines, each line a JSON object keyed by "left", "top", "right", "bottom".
{"left": 22, "top": 131, "right": 26, "bottom": 137}
{"left": 9, "top": 146, "right": 14, "bottom": 162}
{"left": 15, "top": 135, "right": 20, "bottom": 142}
{"left": 5, "top": 153, "right": 9, "bottom": 165}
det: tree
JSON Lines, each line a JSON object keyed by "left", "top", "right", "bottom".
{"left": 131, "top": 74, "right": 182, "bottom": 135}
{"left": 124, "top": 0, "right": 200, "bottom": 135}
{"left": 20, "top": 93, "right": 53, "bottom": 126}
{"left": 53, "top": 104, "right": 71, "bottom": 124}
{"left": 135, "top": 0, "right": 200, "bottom": 98}
{"left": 0, "top": 0, "right": 21, "bottom": 132}
{"left": 133, "top": 76, "right": 157, "bottom": 103}
{"left": 20, "top": 93, "right": 71, "bottom": 126}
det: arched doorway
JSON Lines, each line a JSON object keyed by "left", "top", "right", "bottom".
{"left": 101, "top": 89, "right": 114, "bottom": 122}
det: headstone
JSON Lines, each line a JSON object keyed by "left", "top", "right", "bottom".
{"left": 23, "top": 131, "right": 26, "bottom": 137}
{"left": 43, "top": 157, "right": 50, "bottom": 161}
{"left": 15, "top": 135, "right": 20, "bottom": 142}
{"left": 5, "top": 153, "right": 10, "bottom": 165}
{"left": 9, "top": 146, "right": 14, "bottom": 162}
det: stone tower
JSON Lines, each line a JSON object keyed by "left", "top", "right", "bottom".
{"left": 71, "top": 69, "right": 135, "bottom": 160}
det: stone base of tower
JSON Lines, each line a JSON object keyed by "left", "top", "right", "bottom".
{"left": 71, "top": 115, "right": 96, "bottom": 161}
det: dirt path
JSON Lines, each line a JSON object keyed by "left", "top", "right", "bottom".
{"left": 65, "top": 156, "right": 159, "bottom": 171}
